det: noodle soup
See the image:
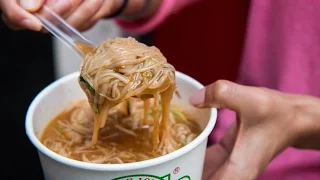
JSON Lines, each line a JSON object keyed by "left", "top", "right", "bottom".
{"left": 26, "top": 71, "right": 216, "bottom": 180}
{"left": 41, "top": 99, "right": 201, "bottom": 164}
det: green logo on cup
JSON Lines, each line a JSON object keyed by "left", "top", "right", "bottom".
{"left": 112, "top": 174, "right": 191, "bottom": 180}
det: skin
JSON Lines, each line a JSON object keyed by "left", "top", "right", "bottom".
{"left": 189, "top": 80, "right": 320, "bottom": 180}
{"left": 0, "top": 0, "right": 162, "bottom": 31}
{"left": 2, "top": 1, "right": 320, "bottom": 178}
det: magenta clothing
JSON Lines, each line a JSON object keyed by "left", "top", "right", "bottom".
{"left": 116, "top": 0, "right": 320, "bottom": 179}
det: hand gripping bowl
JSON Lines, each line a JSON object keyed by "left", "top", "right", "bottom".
{"left": 25, "top": 71, "right": 217, "bottom": 180}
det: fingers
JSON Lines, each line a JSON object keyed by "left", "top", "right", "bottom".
{"left": 1, "top": 0, "right": 116, "bottom": 32}
{"left": 77, "top": 0, "right": 114, "bottom": 31}
{"left": 203, "top": 123, "right": 238, "bottom": 180}
{"left": 190, "top": 80, "right": 235, "bottom": 110}
{"left": 211, "top": 130, "right": 274, "bottom": 180}
{"left": 77, "top": 20, "right": 97, "bottom": 32}
{"left": 1, "top": 14, "right": 23, "bottom": 31}
{"left": 203, "top": 145, "right": 229, "bottom": 180}
{"left": 210, "top": 114, "right": 288, "bottom": 180}
{"left": 1, "top": 0, "right": 44, "bottom": 31}
{"left": 192, "top": 80, "right": 234, "bottom": 109}
{"left": 20, "top": 0, "right": 45, "bottom": 11}
{"left": 44, "top": 0, "right": 76, "bottom": 17}
{"left": 190, "top": 80, "right": 241, "bottom": 110}
{"left": 190, "top": 80, "right": 273, "bottom": 117}
{"left": 65, "top": 0, "right": 103, "bottom": 29}
{"left": 44, "top": 0, "right": 109, "bottom": 31}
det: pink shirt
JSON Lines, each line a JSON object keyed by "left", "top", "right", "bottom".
{"left": 116, "top": 0, "right": 320, "bottom": 179}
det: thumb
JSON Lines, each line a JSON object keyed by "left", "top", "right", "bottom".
{"left": 190, "top": 80, "right": 269, "bottom": 113}
{"left": 19, "top": 0, "right": 45, "bottom": 11}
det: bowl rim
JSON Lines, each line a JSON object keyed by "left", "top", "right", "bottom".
{"left": 25, "top": 71, "right": 217, "bottom": 171}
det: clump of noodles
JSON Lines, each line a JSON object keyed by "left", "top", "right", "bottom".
{"left": 42, "top": 99, "right": 201, "bottom": 164}
{"left": 78, "top": 37, "right": 176, "bottom": 153}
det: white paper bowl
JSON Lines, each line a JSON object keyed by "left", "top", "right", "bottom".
{"left": 26, "top": 71, "right": 217, "bottom": 180}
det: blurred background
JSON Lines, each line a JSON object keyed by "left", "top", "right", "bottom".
{"left": 1, "top": 0, "right": 249, "bottom": 179}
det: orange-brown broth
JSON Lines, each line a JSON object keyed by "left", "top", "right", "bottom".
{"left": 41, "top": 100, "right": 201, "bottom": 164}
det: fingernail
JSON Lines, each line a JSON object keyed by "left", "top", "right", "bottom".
{"left": 20, "top": 0, "right": 38, "bottom": 10}
{"left": 190, "top": 88, "right": 206, "bottom": 107}
{"left": 21, "top": 19, "right": 41, "bottom": 31}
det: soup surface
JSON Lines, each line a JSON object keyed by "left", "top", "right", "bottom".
{"left": 41, "top": 99, "right": 201, "bottom": 164}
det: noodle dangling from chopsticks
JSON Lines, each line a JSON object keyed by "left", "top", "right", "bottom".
{"left": 79, "top": 37, "right": 176, "bottom": 153}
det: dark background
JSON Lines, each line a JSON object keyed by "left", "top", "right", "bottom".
{"left": 1, "top": 19, "right": 54, "bottom": 179}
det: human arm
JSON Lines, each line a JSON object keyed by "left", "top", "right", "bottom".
{"left": 0, "top": 0, "right": 198, "bottom": 33}
{"left": 190, "top": 80, "right": 320, "bottom": 179}
{"left": 0, "top": 0, "right": 161, "bottom": 31}
{"left": 1, "top": 0, "right": 116, "bottom": 31}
